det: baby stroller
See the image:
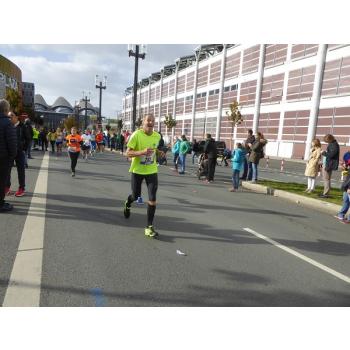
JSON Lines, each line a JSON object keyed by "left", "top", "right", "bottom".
{"left": 197, "top": 153, "right": 209, "bottom": 179}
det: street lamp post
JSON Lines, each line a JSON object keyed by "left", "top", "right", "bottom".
{"left": 95, "top": 75, "right": 107, "bottom": 130}
{"left": 74, "top": 102, "right": 81, "bottom": 128}
{"left": 82, "top": 91, "right": 91, "bottom": 130}
{"left": 128, "top": 44, "right": 146, "bottom": 132}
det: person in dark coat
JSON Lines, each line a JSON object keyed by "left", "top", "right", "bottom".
{"left": 0, "top": 99, "right": 17, "bottom": 212}
{"left": 23, "top": 117, "right": 34, "bottom": 165}
{"left": 319, "top": 134, "right": 339, "bottom": 198}
{"left": 247, "top": 132, "right": 267, "bottom": 183}
{"left": 6, "top": 111, "right": 30, "bottom": 197}
{"left": 241, "top": 129, "right": 255, "bottom": 180}
{"left": 203, "top": 133, "right": 218, "bottom": 182}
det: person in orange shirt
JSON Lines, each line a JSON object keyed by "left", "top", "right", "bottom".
{"left": 96, "top": 130, "right": 104, "bottom": 153}
{"left": 66, "top": 127, "right": 82, "bottom": 177}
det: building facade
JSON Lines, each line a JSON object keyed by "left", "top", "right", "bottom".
{"left": 0, "top": 54, "right": 22, "bottom": 99}
{"left": 122, "top": 44, "right": 350, "bottom": 160}
{"left": 34, "top": 94, "right": 99, "bottom": 129}
{"left": 22, "top": 82, "right": 35, "bottom": 110}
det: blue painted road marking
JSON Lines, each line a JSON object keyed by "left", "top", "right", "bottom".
{"left": 90, "top": 288, "right": 106, "bottom": 307}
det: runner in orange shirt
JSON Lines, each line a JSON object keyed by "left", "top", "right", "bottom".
{"left": 66, "top": 127, "right": 82, "bottom": 177}
{"left": 96, "top": 130, "right": 104, "bottom": 153}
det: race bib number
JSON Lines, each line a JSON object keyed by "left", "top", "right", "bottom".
{"left": 140, "top": 151, "right": 155, "bottom": 165}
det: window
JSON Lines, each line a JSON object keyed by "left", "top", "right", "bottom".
{"left": 209, "top": 90, "right": 215, "bottom": 96}
{"left": 224, "top": 86, "right": 230, "bottom": 92}
{"left": 230, "top": 84, "right": 238, "bottom": 91}
{"left": 215, "top": 89, "right": 219, "bottom": 94}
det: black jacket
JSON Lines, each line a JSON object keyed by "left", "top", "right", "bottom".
{"left": 324, "top": 140, "right": 339, "bottom": 171}
{"left": 15, "top": 122, "right": 31, "bottom": 152}
{"left": 192, "top": 142, "right": 200, "bottom": 153}
{"left": 204, "top": 138, "right": 218, "bottom": 159}
{"left": 0, "top": 113, "right": 17, "bottom": 159}
{"left": 23, "top": 120, "right": 33, "bottom": 141}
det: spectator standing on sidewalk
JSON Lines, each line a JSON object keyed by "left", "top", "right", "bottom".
{"left": 229, "top": 142, "right": 244, "bottom": 192}
{"left": 23, "top": 117, "right": 33, "bottom": 165}
{"left": 304, "top": 138, "right": 322, "bottom": 193}
{"left": 247, "top": 132, "right": 267, "bottom": 183}
{"left": 191, "top": 139, "right": 200, "bottom": 165}
{"left": 172, "top": 136, "right": 180, "bottom": 171}
{"left": 319, "top": 134, "right": 339, "bottom": 198}
{"left": 178, "top": 135, "right": 190, "bottom": 175}
{"left": 241, "top": 129, "right": 255, "bottom": 180}
{"left": 204, "top": 133, "right": 218, "bottom": 183}
{"left": 335, "top": 161, "right": 350, "bottom": 223}
{"left": 0, "top": 99, "right": 17, "bottom": 212}
{"left": 5, "top": 111, "right": 30, "bottom": 197}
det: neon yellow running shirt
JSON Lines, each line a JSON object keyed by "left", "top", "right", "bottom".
{"left": 127, "top": 129, "right": 161, "bottom": 175}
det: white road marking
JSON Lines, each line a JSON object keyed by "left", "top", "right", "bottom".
{"left": 243, "top": 227, "right": 350, "bottom": 284}
{"left": 3, "top": 153, "right": 49, "bottom": 306}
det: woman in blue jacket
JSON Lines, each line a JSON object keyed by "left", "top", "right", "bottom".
{"left": 230, "top": 143, "right": 245, "bottom": 192}
{"left": 171, "top": 137, "right": 181, "bottom": 171}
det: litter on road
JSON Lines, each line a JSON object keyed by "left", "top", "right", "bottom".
{"left": 176, "top": 250, "right": 186, "bottom": 256}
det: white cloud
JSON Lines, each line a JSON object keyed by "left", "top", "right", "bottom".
{"left": 3, "top": 44, "right": 197, "bottom": 117}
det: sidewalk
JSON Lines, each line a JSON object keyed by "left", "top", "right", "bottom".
{"left": 242, "top": 181, "right": 341, "bottom": 215}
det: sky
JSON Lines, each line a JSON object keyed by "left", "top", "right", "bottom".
{"left": 0, "top": 44, "right": 198, "bottom": 117}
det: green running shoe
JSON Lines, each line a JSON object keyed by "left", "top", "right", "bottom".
{"left": 123, "top": 200, "right": 131, "bottom": 218}
{"left": 145, "top": 225, "right": 158, "bottom": 238}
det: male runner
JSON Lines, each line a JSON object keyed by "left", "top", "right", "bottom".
{"left": 123, "top": 114, "right": 164, "bottom": 238}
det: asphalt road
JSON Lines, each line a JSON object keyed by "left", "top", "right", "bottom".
{"left": 0, "top": 150, "right": 349, "bottom": 306}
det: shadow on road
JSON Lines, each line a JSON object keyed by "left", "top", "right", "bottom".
{"left": 0, "top": 277, "right": 349, "bottom": 307}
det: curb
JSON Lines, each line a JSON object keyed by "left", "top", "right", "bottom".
{"left": 242, "top": 181, "right": 341, "bottom": 215}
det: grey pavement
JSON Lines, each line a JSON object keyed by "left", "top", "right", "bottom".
{"left": 0, "top": 150, "right": 349, "bottom": 306}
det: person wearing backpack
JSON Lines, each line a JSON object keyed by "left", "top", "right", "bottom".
{"left": 178, "top": 135, "right": 190, "bottom": 175}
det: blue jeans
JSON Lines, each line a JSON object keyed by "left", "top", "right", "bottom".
{"left": 173, "top": 153, "right": 179, "bottom": 170}
{"left": 25, "top": 139, "right": 33, "bottom": 164}
{"left": 232, "top": 169, "right": 240, "bottom": 189}
{"left": 179, "top": 154, "right": 186, "bottom": 173}
{"left": 338, "top": 192, "right": 350, "bottom": 219}
{"left": 247, "top": 161, "right": 253, "bottom": 180}
{"left": 252, "top": 163, "right": 258, "bottom": 181}
{"left": 192, "top": 152, "right": 199, "bottom": 165}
